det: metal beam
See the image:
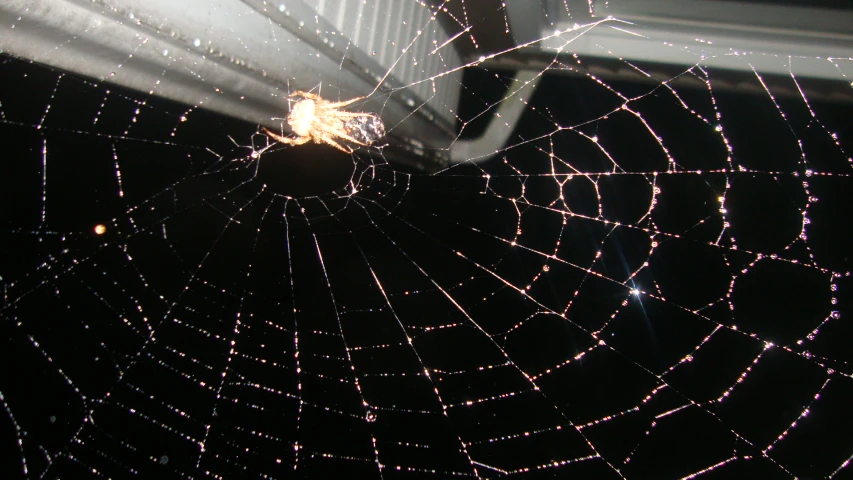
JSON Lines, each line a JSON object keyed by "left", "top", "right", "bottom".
{"left": 0, "top": 0, "right": 463, "bottom": 171}
{"left": 538, "top": 0, "right": 853, "bottom": 81}
{"left": 450, "top": 69, "right": 540, "bottom": 164}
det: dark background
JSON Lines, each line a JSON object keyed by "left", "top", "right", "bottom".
{"left": 1, "top": 41, "right": 852, "bottom": 480}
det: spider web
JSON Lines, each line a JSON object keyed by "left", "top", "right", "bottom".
{"left": 1, "top": 1, "right": 853, "bottom": 479}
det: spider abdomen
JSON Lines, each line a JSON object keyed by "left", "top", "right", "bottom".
{"left": 344, "top": 115, "right": 386, "bottom": 145}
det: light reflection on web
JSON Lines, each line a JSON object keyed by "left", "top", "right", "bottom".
{"left": 0, "top": 1, "right": 852, "bottom": 479}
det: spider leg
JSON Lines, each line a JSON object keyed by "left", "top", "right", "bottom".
{"left": 289, "top": 90, "right": 322, "bottom": 101}
{"left": 331, "top": 111, "right": 375, "bottom": 119}
{"left": 323, "top": 95, "right": 365, "bottom": 109}
{"left": 316, "top": 132, "right": 354, "bottom": 153}
{"left": 290, "top": 90, "right": 366, "bottom": 110}
{"left": 324, "top": 126, "right": 371, "bottom": 147}
{"left": 263, "top": 128, "right": 310, "bottom": 146}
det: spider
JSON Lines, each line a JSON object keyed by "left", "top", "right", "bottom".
{"left": 264, "top": 90, "right": 385, "bottom": 153}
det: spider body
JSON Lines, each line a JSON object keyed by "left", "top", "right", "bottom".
{"left": 264, "top": 91, "right": 385, "bottom": 153}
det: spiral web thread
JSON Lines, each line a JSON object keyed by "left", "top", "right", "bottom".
{"left": 1, "top": 1, "right": 852, "bottom": 479}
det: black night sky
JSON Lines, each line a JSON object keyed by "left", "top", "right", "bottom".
{"left": 1, "top": 32, "right": 853, "bottom": 480}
